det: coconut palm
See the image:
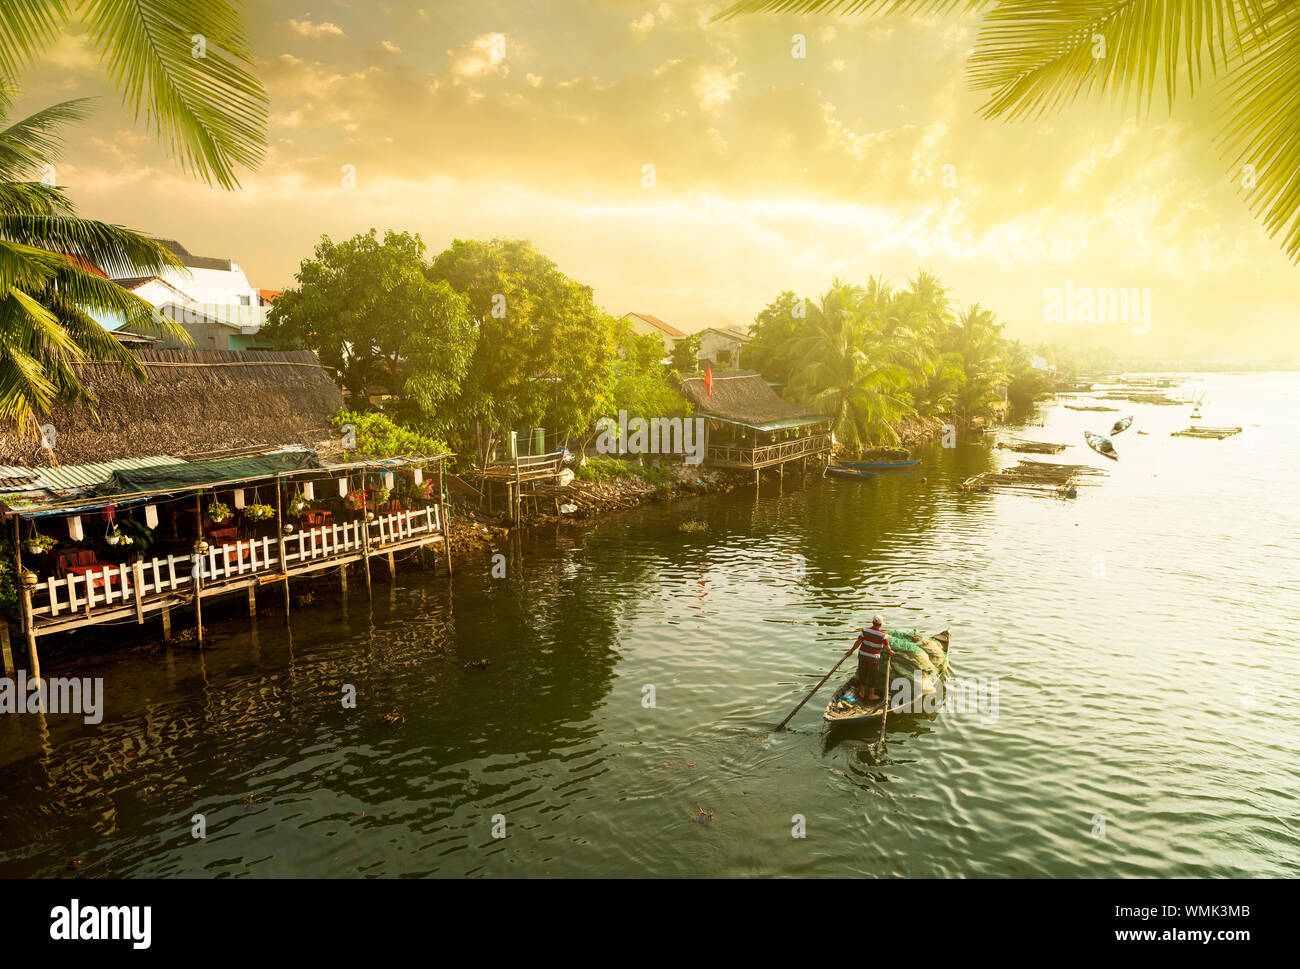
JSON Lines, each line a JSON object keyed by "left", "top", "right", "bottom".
{"left": 946, "top": 302, "right": 1007, "bottom": 417}
{"left": 719, "top": 1, "right": 1300, "bottom": 263}
{"left": 0, "top": 91, "right": 188, "bottom": 433}
{"left": 1, "top": 0, "right": 267, "bottom": 189}
{"left": 792, "top": 281, "right": 912, "bottom": 446}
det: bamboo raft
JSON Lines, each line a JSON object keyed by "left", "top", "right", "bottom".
{"left": 1063, "top": 404, "right": 1118, "bottom": 412}
{"left": 1171, "top": 426, "right": 1242, "bottom": 439}
{"left": 960, "top": 460, "right": 1106, "bottom": 497}
{"left": 995, "top": 440, "right": 1067, "bottom": 454}
{"left": 1097, "top": 392, "right": 1182, "bottom": 405}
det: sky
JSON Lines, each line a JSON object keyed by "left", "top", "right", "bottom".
{"left": 14, "top": 0, "right": 1300, "bottom": 363}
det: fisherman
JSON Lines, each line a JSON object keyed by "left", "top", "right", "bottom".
{"left": 854, "top": 615, "right": 894, "bottom": 701}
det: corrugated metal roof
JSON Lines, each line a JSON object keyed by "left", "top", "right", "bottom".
{"left": 1, "top": 456, "right": 187, "bottom": 495}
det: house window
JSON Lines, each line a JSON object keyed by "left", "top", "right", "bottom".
{"left": 716, "top": 349, "right": 732, "bottom": 366}
{"left": 239, "top": 294, "right": 251, "bottom": 305}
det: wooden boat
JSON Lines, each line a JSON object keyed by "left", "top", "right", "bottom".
{"left": 824, "top": 630, "right": 951, "bottom": 724}
{"left": 825, "top": 465, "right": 878, "bottom": 481}
{"left": 1084, "top": 430, "right": 1118, "bottom": 460}
{"left": 1110, "top": 415, "right": 1133, "bottom": 435}
{"left": 836, "top": 459, "right": 921, "bottom": 470}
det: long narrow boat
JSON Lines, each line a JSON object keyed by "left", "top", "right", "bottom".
{"left": 1084, "top": 430, "right": 1118, "bottom": 460}
{"left": 823, "top": 630, "right": 951, "bottom": 724}
{"left": 825, "top": 465, "right": 877, "bottom": 481}
{"left": 836, "top": 459, "right": 921, "bottom": 470}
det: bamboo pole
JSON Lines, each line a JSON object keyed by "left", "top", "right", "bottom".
{"left": 275, "top": 475, "right": 290, "bottom": 621}
{"left": 194, "top": 492, "right": 204, "bottom": 648}
{"left": 439, "top": 460, "right": 452, "bottom": 577}
{"left": 360, "top": 473, "right": 373, "bottom": 600}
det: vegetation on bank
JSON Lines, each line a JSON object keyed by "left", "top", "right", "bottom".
{"left": 746, "top": 274, "right": 1053, "bottom": 446}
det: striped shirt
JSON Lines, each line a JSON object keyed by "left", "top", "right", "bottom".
{"left": 857, "top": 627, "right": 889, "bottom": 663}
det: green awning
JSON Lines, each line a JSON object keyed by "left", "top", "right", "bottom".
{"left": 705, "top": 415, "right": 829, "bottom": 433}
{"left": 98, "top": 451, "right": 321, "bottom": 496}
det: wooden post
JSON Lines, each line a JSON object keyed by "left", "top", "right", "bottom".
{"left": 439, "top": 460, "right": 452, "bottom": 577}
{"left": 20, "top": 586, "right": 40, "bottom": 691}
{"left": 194, "top": 493, "right": 204, "bottom": 648}
{"left": 360, "top": 476, "right": 373, "bottom": 600}
{"left": 340, "top": 563, "right": 348, "bottom": 594}
{"left": 0, "top": 622, "right": 14, "bottom": 677}
{"left": 131, "top": 560, "right": 146, "bottom": 624}
{"left": 387, "top": 550, "right": 396, "bottom": 580}
{"left": 247, "top": 584, "right": 256, "bottom": 618}
{"left": 275, "top": 474, "right": 290, "bottom": 621}
{"left": 161, "top": 605, "right": 172, "bottom": 641}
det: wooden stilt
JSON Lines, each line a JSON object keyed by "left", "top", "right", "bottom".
{"left": 361, "top": 485, "right": 373, "bottom": 601}
{"left": 387, "top": 550, "right": 396, "bottom": 580}
{"left": 132, "top": 561, "right": 145, "bottom": 624}
{"left": 0, "top": 622, "right": 14, "bottom": 677}
{"left": 194, "top": 492, "right": 205, "bottom": 648}
{"left": 161, "top": 605, "right": 172, "bottom": 641}
{"left": 247, "top": 584, "right": 256, "bottom": 618}
{"left": 340, "top": 563, "right": 348, "bottom": 594}
{"left": 21, "top": 588, "right": 40, "bottom": 692}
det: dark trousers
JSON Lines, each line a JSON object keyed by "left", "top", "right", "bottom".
{"left": 857, "top": 656, "right": 884, "bottom": 697}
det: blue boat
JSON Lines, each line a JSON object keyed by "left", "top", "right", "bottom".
{"left": 836, "top": 459, "right": 921, "bottom": 470}
{"left": 825, "top": 466, "right": 878, "bottom": 481}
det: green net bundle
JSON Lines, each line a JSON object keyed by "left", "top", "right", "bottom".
{"left": 885, "top": 629, "right": 948, "bottom": 677}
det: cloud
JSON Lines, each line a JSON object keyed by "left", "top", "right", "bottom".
{"left": 447, "top": 33, "right": 510, "bottom": 81}
{"left": 382, "top": 40, "right": 401, "bottom": 54}
{"left": 289, "top": 19, "right": 344, "bottom": 38}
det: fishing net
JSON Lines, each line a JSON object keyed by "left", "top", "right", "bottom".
{"left": 885, "top": 630, "right": 948, "bottom": 677}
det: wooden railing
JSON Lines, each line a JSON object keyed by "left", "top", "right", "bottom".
{"left": 706, "top": 433, "right": 832, "bottom": 469}
{"left": 30, "top": 507, "right": 442, "bottom": 622}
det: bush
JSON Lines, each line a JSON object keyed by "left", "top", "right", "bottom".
{"left": 331, "top": 410, "right": 450, "bottom": 459}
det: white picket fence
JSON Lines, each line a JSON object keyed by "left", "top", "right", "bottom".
{"left": 31, "top": 506, "right": 442, "bottom": 620}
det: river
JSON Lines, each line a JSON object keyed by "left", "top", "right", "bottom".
{"left": 2, "top": 372, "right": 1297, "bottom": 877}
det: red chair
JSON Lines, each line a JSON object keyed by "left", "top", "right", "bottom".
{"left": 56, "top": 548, "right": 108, "bottom": 589}
{"left": 205, "top": 524, "right": 249, "bottom": 563}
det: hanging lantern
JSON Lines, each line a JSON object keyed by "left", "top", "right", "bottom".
{"left": 234, "top": 489, "right": 246, "bottom": 509}
{"left": 338, "top": 477, "right": 348, "bottom": 497}
{"left": 144, "top": 504, "right": 159, "bottom": 529}
{"left": 413, "top": 467, "right": 423, "bottom": 485}
{"left": 68, "top": 516, "right": 84, "bottom": 541}
{"left": 383, "top": 472, "right": 394, "bottom": 490}
{"left": 302, "top": 481, "right": 314, "bottom": 500}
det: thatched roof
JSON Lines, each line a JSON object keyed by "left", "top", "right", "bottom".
{"left": 0, "top": 348, "right": 342, "bottom": 467}
{"left": 680, "top": 370, "right": 824, "bottom": 429}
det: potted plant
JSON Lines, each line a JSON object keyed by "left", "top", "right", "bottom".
{"left": 371, "top": 485, "right": 390, "bottom": 506}
{"left": 345, "top": 489, "right": 366, "bottom": 512}
{"left": 244, "top": 503, "right": 276, "bottom": 522}
{"left": 287, "top": 490, "right": 310, "bottom": 515}
{"left": 104, "top": 523, "right": 128, "bottom": 546}
{"left": 25, "top": 533, "right": 56, "bottom": 556}
{"left": 206, "top": 500, "right": 232, "bottom": 524}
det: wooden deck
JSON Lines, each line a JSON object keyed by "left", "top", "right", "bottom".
{"left": 20, "top": 506, "right": 447, "bottom": 640}
{"left": 706, "top": 433, "right": 832, "bottom": 471}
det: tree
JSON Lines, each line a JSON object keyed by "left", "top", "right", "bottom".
{"left": 670, "top": 333, "right": 702, "bottom": 375}
{"left": 429, "top": 239, "right": 617, "bottom": 444}
{"left": 264, "top": 230, "right": 476, "bottom": 424}
{"left": 1, "top": 0, "right": 267, "bottom": 189}
{"left": 791, "top": 280, "right": 912, "bottom": 446}
{"left": 945, "top": 303, "right": 1008, "bottom": 418}
{"left": 0, "top": 92, "right": 188, "bottom": 433}
{"left": 720, "top": 1, "right": 1300, "bottom": 264}
{"left": 745, "top": 290, "right": 805, "bottom": 385}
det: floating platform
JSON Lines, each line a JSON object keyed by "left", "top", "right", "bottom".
{"left": 960, "top": 460, "right": 1106, "bottom": 498}
{"left": 1171, "top": 426, "right": 1242, "bottom": 439}
{"left": 995, "top": 440, "right": 1067, "bottom": 454}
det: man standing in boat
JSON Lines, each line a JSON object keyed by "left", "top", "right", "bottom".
{"left": 853, "top": 616, "right": 893, "bottom": 701}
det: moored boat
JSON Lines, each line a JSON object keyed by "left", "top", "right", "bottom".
{"left": 1084, "top": 430, "right": 1118, "bottom": 459}
{"left": 836, "top": 459, "right": 921, "bottom": 470}
{"left": 823, "top": 630, "right": 951, "bottom": 724}
{"left": 825, "top": 465, "right": 878, "bottom": 481}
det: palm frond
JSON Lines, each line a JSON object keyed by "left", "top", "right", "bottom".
{"left": 80, "top": 0, "right": 268, "bottom": 189}
{"left": 713, "top": 0, "right": 988, "bottom": 23}
{"left": 0, "top": 0, "right": 70, "bottom": 81}
{"left": 0, "top": 212, "right": 184, "bottom": 276}
{"left": 0, "top": 96, "right": 97, "bottom": 179}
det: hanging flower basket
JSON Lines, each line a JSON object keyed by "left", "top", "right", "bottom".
{"left": 244, "top": 503, "right": 276, "bottom": 522}
{"left": 25, "top": 534, "right": 56, "bottom": 555}
{"left": 287, "top": 491, "right": 311, "bottom": 516}
{"left": 206, "top": 501, "right": 232, "bottom": 524}
{"left": 104, "top": 524, "right": 128, "bottom": 546}
{"left": 344, "top": 489, "right": 366, "bottom": 512}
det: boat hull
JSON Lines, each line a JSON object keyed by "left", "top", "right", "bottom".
{"left": 823, "top": 630, "right": 951, "bottom": 723}
{"left": 836, "top": 459, "right": 920, "bottom": 470}
{"left": 825, "top": 466, "right": 877, "bottom": 480}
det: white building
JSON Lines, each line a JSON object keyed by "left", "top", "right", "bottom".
{"left": 696, "top": 327, "right": 752, "bottom": 370}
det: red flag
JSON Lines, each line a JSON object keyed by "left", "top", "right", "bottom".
{"left": 704, "top": 363, "right": 714, "bottom": 398}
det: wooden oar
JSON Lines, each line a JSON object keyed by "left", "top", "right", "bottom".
{"left": 876, "top": 653, "right": 893, "bottom": 747}
{"left": 774, "top": 641, "right": 859, "bottom": 732}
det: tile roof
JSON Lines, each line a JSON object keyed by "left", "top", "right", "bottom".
{"left": 624, "top": 312, "right": 687, "bottom": 339}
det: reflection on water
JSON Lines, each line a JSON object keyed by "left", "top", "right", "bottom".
{"left": 1, "top": 373, "right": 1298, "bottom": 877}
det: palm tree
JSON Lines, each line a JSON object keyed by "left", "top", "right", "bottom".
{"left": 792, "top": 281, "right": 912, "bottom": 446}
{"left": 1, "top": 0, "right": 267, "bottom": 189}
{"left": 719, "top": 1, "right": 1300, "bottom": 263}
{"left": 0, "top": 92, "right": 188, "bottom": 433}
{"left": 946, "top": 302, "right": 1007, "bottom": 418}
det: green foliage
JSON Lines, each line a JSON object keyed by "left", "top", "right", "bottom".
{"left": 266, "top": 230, "right": 476, "bottom": 422}
{"left": 0, "top": 89, "right": 191, "bottom": 435}
{"left": 431, "top": 239, "right": 617, "bottom": 437}
{"left": 608, "top": 323, "right": 692, "bottom": 429}
{"left": 206, "top": 500, "right": 231, "bottom": 523}
{"left": 0, "top": 544, "right": 17, "bottom": 613}
{"left": 746, "top": 291, "right": 806, "bottom": 386}
{"left": 574, "top": 456, "right": 638, "bottom": 482}
{"left": 670, "top": 333, "right": 702, "bottom": 375}
{"left": 331, "top": 410, "right": 450, "bottom": 459}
